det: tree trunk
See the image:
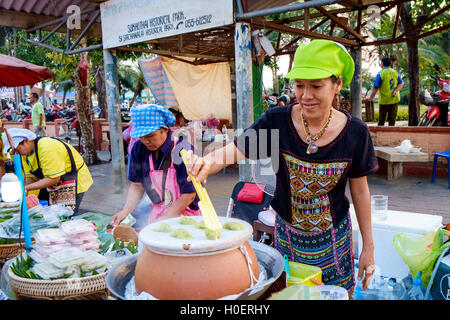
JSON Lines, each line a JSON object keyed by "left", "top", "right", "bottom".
{"left": 62, "top": 89, "right": 67, "bottom": 108}
{"left": 73, "top": 63, "right": 99, "bottom": 165}
{"left": 130, "top": 90, "right": 138, "bottom": 108}
{"left": 272, "top": 66, "right": 279, "bottom": 94}
{"left": 406, "top": 40, "right": 420, "bottom": 126}
{"left": 400, "top": 3, "right": 420, "bottom": 126}
{"left": 94, "top": 66, "right": 108, "bottom": 119}
{"left": 41, "top": 81, "right": 47, "bottom": 110}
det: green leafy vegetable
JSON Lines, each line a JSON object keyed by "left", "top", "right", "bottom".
{"left": 10, "top": 255, "right": 42, "bottom": 280}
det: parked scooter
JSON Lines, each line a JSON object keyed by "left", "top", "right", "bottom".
{"left": 11, "top": 108, "right": 30, "bottom": 122}
{"left": 45, "top": 102, "right": 65, "bottom": 122}
{"left": 418, "top": 66, "right": 450, "bottom": 127}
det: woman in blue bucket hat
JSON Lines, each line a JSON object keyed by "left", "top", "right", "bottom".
{"left": 111, "top": 104, "right": 200, "bottom": 228}
{"left": 185, "top": 40, "right": 378, "bottom": 296}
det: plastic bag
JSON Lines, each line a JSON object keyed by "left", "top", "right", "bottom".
{"left": 0, "top": 259, "right": 16, "bottom": 300}
{"left": 0, "top": 205, "right": 64, "bottom": 239}
{"left": 398, "top": 140, "right": 413, "bottom": 153}
{"left": 393, "top": 229, "right": 450, "bottom": 287}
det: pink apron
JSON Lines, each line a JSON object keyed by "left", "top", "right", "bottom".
{"left": 147, "top": 140, "right": 200, "bottom": 224}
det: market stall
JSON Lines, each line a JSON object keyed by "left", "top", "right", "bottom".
{"left": 0, "top": 54, "right": 55, "bottom": 267}
{"left": 1, "top": 207, "right": 138, "bottom": 300}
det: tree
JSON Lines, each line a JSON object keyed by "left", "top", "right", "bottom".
{"left": 264, "top": 56, "right": 280, "bottom": 94}
{"left": 55, "top": 80, "right": 74, "bottom": 108}
{"left": 117, "top": 64, "right": 147, "bottom": 107}
{"left": 365, "top": 1, "right": 449, "bottom": 125}
{"left": 400, "top": 1, "right": 450, "bottom": 125}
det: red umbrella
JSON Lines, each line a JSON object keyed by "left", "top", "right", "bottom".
{"left": 0, "top": 54, "right": 54, "bottom": 87}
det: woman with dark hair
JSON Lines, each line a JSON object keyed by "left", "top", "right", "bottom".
{"left": 184, "top": 40, "right": 378, "bottom": 296}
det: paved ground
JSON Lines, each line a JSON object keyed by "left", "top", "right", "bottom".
{"left": 82, "top": 151, "right": 450, "bottom": 225}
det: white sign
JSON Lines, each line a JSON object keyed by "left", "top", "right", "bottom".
{"left": 100, "top": 0, "right": 234, "bottom": 49}
{"left": 0, "top": 87, "right": 14, "bottom": 98}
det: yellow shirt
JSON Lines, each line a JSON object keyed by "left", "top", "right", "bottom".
{"left": 21, "top": 138, "right": 93, "bottom": 194}
{"left": 0, "top": 132, "right": 6, "bottom": 162}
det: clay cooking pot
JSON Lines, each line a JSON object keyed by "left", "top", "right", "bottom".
{"left": 134, "top": 216, "right": 259, "bottom": 300}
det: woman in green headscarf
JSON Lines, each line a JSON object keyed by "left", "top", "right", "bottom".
{"left": 185, "top": 40, "right": 378, "bottom": 295}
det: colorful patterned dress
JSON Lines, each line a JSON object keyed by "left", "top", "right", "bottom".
{"left": 234, "top": 105, "right": 378, "bottom": 291}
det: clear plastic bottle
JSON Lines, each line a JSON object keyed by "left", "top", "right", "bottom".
{"left": 353, "top": 265, "right": 384, "bottom": 300}
{"left": 222, "top": 124, "right": 228, "bottom": 141}
{"left": 407, "top": 272, "right": 426, "bottom": 300}
{"left": 0, "top": 160, "right": 21, "bottom": 202}
{"left": 388, "top": 278, "right": 406, "bottom": 300}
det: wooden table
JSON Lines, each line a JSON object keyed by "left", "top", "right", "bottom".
{"left": 374, "top": 146, "right": 429, "bottom": 180}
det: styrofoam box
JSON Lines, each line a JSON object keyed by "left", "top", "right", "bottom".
{"left": 350, "top": 204, "right": 442, "bottom": 279}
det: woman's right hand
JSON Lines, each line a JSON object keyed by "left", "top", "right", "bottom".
{"left": 111, "top": 210, "right": 129, "bottom": 228}
{"left": 185, "top": 150, "right": 212, "bottom": 184}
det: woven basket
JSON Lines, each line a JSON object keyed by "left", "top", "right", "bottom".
{"left": 0, "top": 242, "right": 34, "bottom": 264}
{"left": 8, "top": 266, "right": 109, "bottom": 300}
{"left": 113, "top": 225, "right": 138, "bottom": 245}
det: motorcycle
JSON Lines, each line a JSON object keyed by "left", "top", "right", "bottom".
{"left": 56, "top": 107, "right": 76, "bottom": 120}
{"left": 11, "top": 108, "right": 30, "bottom": 122}
{"left": 45, "top": 102, "right": 65, "bottom": 122}
{"left": 418, "top": 67, "right": 450, "bottom": 127}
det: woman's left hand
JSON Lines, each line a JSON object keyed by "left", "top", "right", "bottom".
{"left": 357, "top": 246, "right": 375, "bottom": 290}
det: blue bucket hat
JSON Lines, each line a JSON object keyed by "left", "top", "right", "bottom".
{"left": 130, "top": 104, "right": 176, "bottom": 138}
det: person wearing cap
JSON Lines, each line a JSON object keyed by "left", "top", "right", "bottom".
{"left": 367, "top": 57, "right": 404, "bottom": 126}
{"left": 110, "top": 104, "right": 200, "bottom": 228}
{"left": 184, "top": 40, "right": 378, "bottom": 296}
{"left": 2, "top": 128, "right": 93, "bottom": 215}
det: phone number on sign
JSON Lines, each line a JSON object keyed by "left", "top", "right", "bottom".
{"left": 185, "top": 14, "right": 212, "bottom": 28}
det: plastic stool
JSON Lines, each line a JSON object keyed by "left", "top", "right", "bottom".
{"left": 431, "top": 151, "right": 450, "bottom": 189}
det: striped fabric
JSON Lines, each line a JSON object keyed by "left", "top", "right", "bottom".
{"left": 274, "top": 212, "right": 355, "bottom": 292}
{"left": 139, "top": 57, "right": 178, "bottom": 106}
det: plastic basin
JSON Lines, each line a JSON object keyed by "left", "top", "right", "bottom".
{"left": 286, "top": 261, "right": 322, "bottom": 287}
{"left": 269, "top": 284, "right": 349, "bottom": 300}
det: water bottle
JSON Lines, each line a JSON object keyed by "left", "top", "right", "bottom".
{"left": 407, "top": 272, "right": 426, "bottom": 300}
{"left": 388, "top": 278, "right": 407, "bottom": 300}
{"left": 222, "top": 124, "right": 228, "bottom": 141}
{"left": 401, "top": 274, "right": 413, "bottom": 292}
{"left": 353, "top": 265, "right": 383, "bottom": 300}
{"left": 368, "top": 265, "right": 382, "bottom": 290}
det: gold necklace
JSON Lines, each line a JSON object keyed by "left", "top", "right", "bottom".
{"left": 300, "top": 109, "right": 333, "bottom": 154}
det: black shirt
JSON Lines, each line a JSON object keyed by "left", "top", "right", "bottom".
{"left": 234, "top": 104, "right": 378, "bottom": 231}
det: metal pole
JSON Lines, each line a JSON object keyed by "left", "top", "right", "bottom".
{"left": 13, "top": 155, "right": 32, "bottom": 251}
{"left": 235, "top": 0, "right": 339, "bottom": 19}
{"left": 103, "top": 49, "right": 126, "bottom": 194}
{"left": 234, "top": 22, "right": 253, "bottom": 182}
{"left": 350, "top": 46, "right": 362, "bottom": 119}
{"left": 235, "top": 0, "right": 244, "bottom": 14}
{"left": 69, "top": 10, "right": 101, "bottom": 51}
{"left": 66, "top": 44, "right": 103, "bottom": 55}
{"left": 229, "top": 60, "right": 237, "bottom": 129}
